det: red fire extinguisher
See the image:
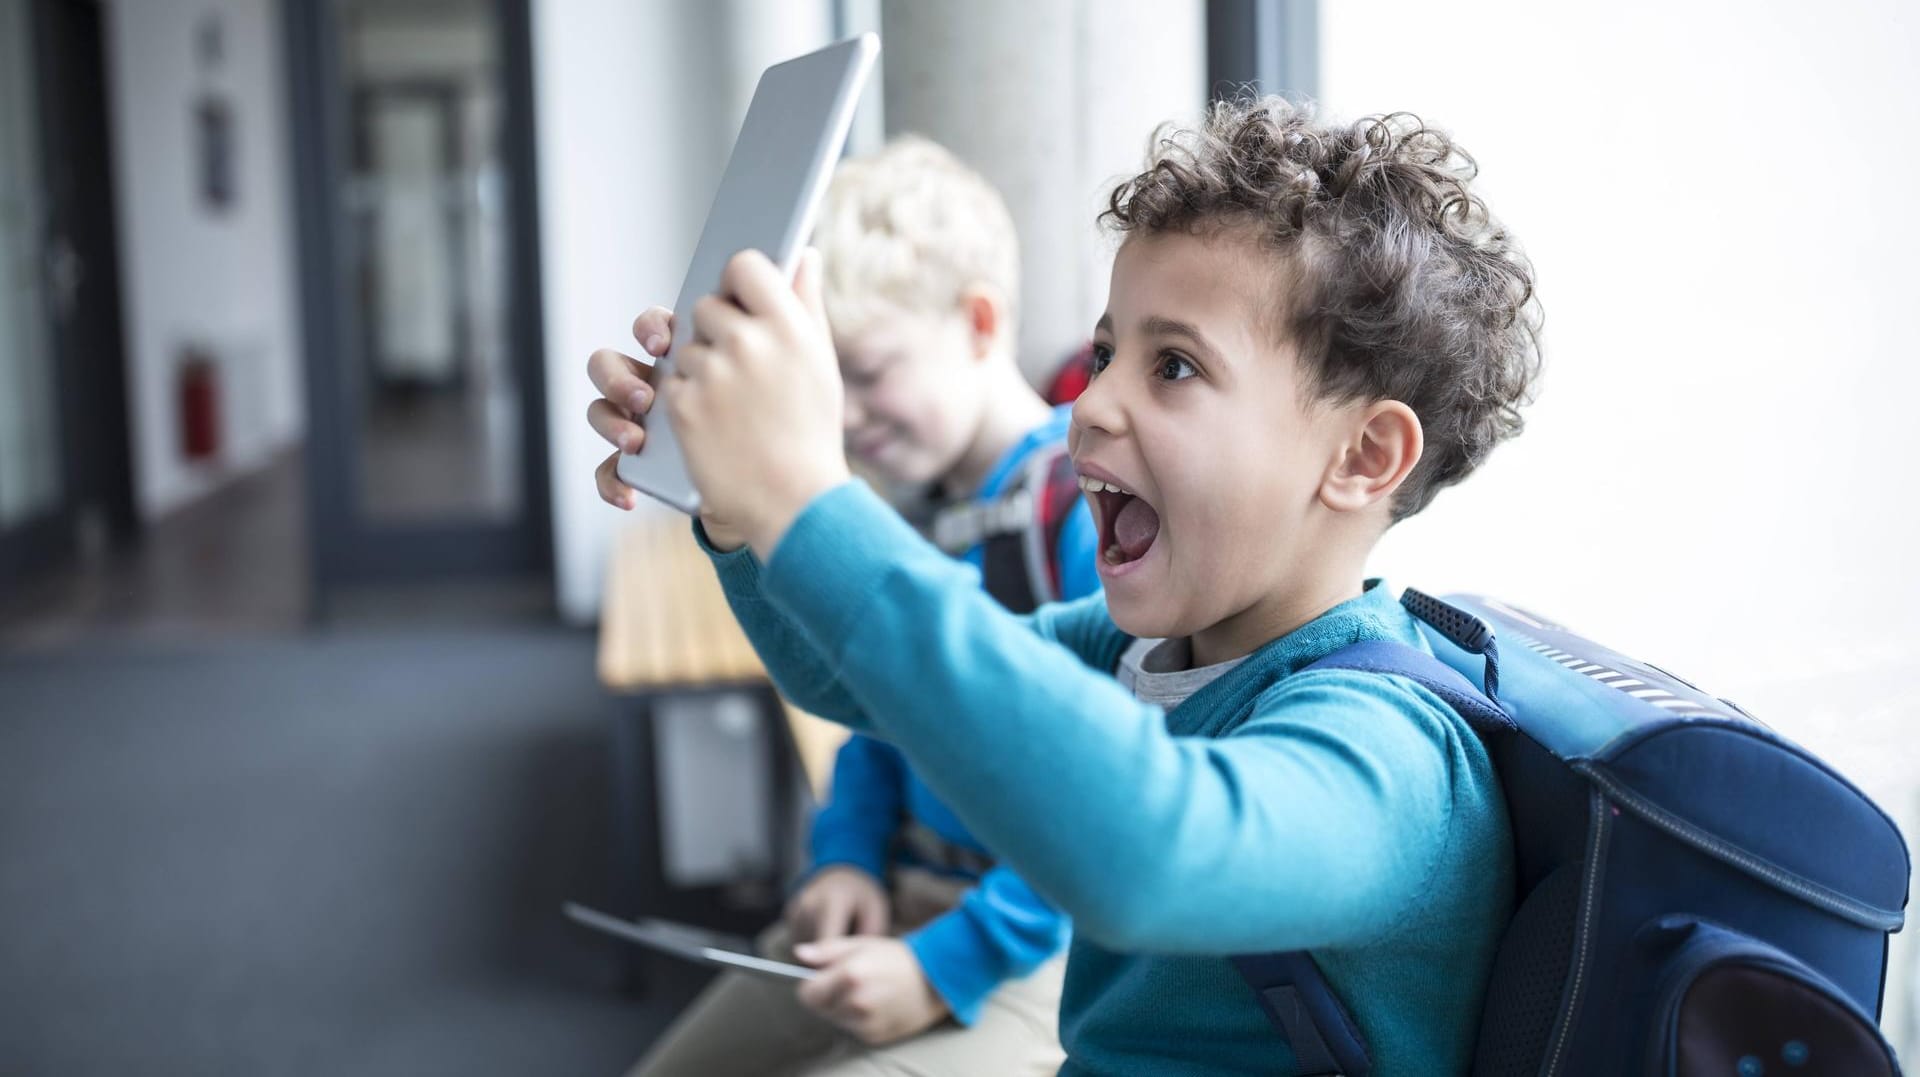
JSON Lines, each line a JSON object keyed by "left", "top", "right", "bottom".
{"left": 180, "top": 348, "right": 221, "bottom": 461}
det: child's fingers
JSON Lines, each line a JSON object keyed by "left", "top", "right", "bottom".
{"left": 825, "top": 997, "right": 874, "bottom": 1035}
{"left": 689, "top": 293, "right": 762, "bottom": 355}
{"left": 788, "top": 898, "right": 824, "bottom": 945}
{"left": 813, "top": 891, "right": 854, "bottom": 942}
{"left": 852, "top": 896, "right": 889, "bottom": 938}
{"left": 630, "top": 307, "right": 675, "bottom": 356}
{"left": 792, "top": 247, "right": 828, "bottom": 329}
{"left": 796, "top": 964, "right": 854, "bottom": 1013}
{"left": 783, "top": 898, "right": 815, "bottom": 943}
{"left": 587, "top": 348, "right": 656, "bottom": 414}
{"left": 594, "top": 455, "right": 636, "bottom": 510}
{"left": 586, "top": 399, "right": 644, "bottom": 453}
{"left": 673, "top": 340, "right": 716, "bottom": 381}
{"left": 793, "top": 934, "right": 863, "bottom": 969}
{"left": 795, "top": 938, "right": 860, "bottom": 1010}
{"left": 720, "top": 249, "right": 802, "bottom": 323}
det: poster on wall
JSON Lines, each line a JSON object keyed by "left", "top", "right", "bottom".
{"left": 195, "top": 95, "right": 235, "bottom": 212}
{"left": 194, "top": 13, "right": 233, "bottom": 213}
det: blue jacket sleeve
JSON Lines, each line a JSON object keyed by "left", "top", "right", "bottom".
{"left": 807, "top": 734, "right": 905, "bottom": 882}
{"left": 1053, "top": 498, "right": 1101, "bottom": 602}
{"left": 711, "top": 482, "right": 1477, "bottom": 956}
{"left": 905, "top": 865, "right": 1070, "bottom": 1025}
{"left": 696, "top": 518, "right": 876, "bottom": 731}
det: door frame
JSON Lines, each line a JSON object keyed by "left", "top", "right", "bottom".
{"left": 0, "top": 0, "right": 137, "bottom": 590}
{"left": 283, "top": 0, "right": 551, "bottom": 605}
{"left": 1206, "top": 0, "right": 1319, "bottom": 102}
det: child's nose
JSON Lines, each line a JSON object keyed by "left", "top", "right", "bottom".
{"left": 1070, "top": 367, "right": 1126, "bottom": 440}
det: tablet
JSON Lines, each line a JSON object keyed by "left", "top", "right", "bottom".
{"left": 617, "top": 33, "right": 880, "bottom": 514}
{"left": 563, "top": 902, "right": 816, "bottom": 981}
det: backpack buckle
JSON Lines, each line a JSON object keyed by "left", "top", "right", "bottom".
{"left": 1401, "top": 588, "right": 1503, "bottom": 701}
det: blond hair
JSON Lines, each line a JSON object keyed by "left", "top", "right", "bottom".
{"left": 815, "top": 135, "right": 1021, "bottom": 339}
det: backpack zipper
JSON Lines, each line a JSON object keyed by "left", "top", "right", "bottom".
{"left": 1542, "top": 788, "right": 1611, "bottom": 1077}
{"left": 1575, "top": 763, "right": 1903, "bottom": 932}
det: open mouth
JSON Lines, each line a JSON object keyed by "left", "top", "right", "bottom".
{"left": 1077, "top": 474, "right": 1161, "bottom": 569}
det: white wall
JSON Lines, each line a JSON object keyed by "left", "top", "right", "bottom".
{"left": 531, "top": 0, "right": 833, "bottom": 623}
{"left": 879, "top": 0, "right": 1206, "bottom": 381}
{"left": 104, "top": 0, "right": 304, "bottom": 520}
{"left": 1321, "top": 0, "right": 1920, "bottom": 1050}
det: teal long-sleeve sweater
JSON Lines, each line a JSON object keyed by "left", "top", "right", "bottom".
{"left": 705, "top": 481, "right": 1514, "bottom": 1075}
{"left": 808, "top": 405, "right": 1091, "bottom": 1023}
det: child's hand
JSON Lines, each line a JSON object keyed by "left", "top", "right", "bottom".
{"left": 586, "top": 308, "right": 748, "bottom": 550}
{"left": 665, "top": 247, "right": 851, "bottom": 559}
{"left": 793, "top": 936, "right": 950, "bottom": 1045}
{"left": 785, "top": 865, "right": 891, "bottom": 944}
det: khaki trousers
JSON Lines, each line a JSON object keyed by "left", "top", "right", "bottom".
{"left": 627, "top": 869, "right": 1065, "bottom": 1077}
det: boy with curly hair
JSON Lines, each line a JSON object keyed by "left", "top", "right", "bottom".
{"left": 590, "top": 97, "right": 1542, "bottom": 1074}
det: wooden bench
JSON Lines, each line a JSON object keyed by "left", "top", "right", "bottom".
{"left": 597, "top": 513, "right": 847, "bottom": 941}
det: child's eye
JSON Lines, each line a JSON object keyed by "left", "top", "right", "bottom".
{"left": 1089, "top": 344, "right": 1114, "bottom": 376}
{"left": 1156, "top": 351, "right": 1198, "bottom": 381}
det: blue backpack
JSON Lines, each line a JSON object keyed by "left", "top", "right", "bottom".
{"left": 1234, "top": 589, "right": 1910, "bottom": 1076}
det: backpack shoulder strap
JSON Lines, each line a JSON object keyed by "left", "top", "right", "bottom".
{"left": 1022, "top": 444, "right": 1083, "bottom": 601}
{"left": 1302, "top": 639, "right": 1514, "bottom": 734}
{"left": 1230, "top": 950, "right": 1371, "bottom": 1076}
{"left": 948, "top": 440, "right": 1079, "bottom": 612}
{"left": 1230, "top": 636, "right": 1508, "bottom": 1076}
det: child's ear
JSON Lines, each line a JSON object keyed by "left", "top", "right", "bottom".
{"left": 959, "top": 284, "right": 1009, "bottom": 360}
{"left": 1319, "top": 400, "right": 1423, "bottom": 515}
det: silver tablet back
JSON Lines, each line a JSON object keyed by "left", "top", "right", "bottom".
{"left": 617, "top": 33, "right": 879, "bottom": 514}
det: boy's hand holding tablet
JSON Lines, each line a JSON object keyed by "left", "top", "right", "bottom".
{"left": 793, "top": 935, "right": 951, "bottom": 1044}
{"left": 588, "top": 249, "right": 849, "bottom": 557}
{"left": 668, "top": 247, "right": 852, "bottom": 557}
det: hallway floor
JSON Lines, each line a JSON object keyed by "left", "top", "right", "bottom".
{"left": 0, "top": 451, "right": 309, "bottom": 649}
{"left": 0, "top": 454, "right": 705, "bottom": 1075}
{"left": 0, "top": 627, "right": 704, "bottom": 1076}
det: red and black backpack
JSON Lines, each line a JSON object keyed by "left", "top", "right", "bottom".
{"left": 923, "top": 345, "right": 1094, "bottom": 613}
{"left": 928, "top": 444, "right": 1083, "bottom": 614}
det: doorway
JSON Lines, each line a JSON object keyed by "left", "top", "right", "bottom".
{"left": 285, "top": 0, "right": 550, "bottom": 606}
{"left": 0, "top": 0, "right": 136, "bottom": 592}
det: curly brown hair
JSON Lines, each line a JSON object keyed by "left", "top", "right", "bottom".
{"left": 1102, "top": 96, "right": 1542, "bottom": 521}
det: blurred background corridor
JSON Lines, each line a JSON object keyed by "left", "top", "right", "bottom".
{"left": 2, "top": 0, "right": 1916, "bottom": 1073}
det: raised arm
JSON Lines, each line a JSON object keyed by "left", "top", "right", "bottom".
{"left": 753, "top": 481, "right": 1474, "bottom": 955}
{"left": 697, "top": 520, "right": 878, "bottom": 732}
